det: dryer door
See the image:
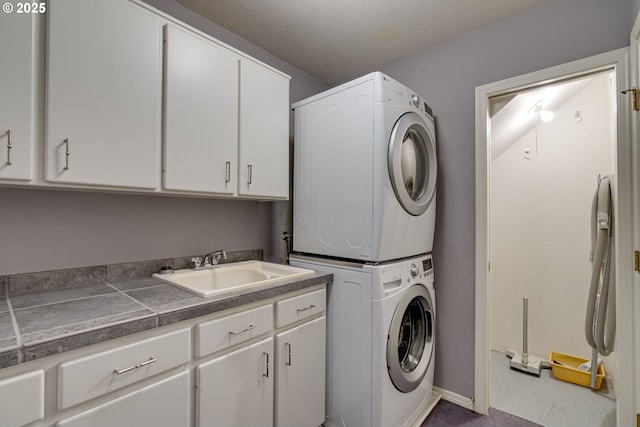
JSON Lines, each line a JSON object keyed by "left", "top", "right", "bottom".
{"left": 388, "top": 112, "right": 437, "bottom": 216}
{"left": 387, "top": 284, "right": 435, "bottom": 393}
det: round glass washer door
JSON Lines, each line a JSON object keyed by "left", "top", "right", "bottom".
{"left": 387, "top": 284, "right": 435, "bottom": 393}
{"left": 388, "top": 112, "right": 437, "bottom": 216}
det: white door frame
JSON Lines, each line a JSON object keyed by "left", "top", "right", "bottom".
{"left": 630, "top": 10, "right": 640, "bottom": 422}
{"left": 474, "top": 47, "right": 636, "bottom": 427}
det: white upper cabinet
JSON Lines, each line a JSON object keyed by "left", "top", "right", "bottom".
{"left": 239, "top": 59, "right": 290, "bottom": 199}
{"left": 1, "top": 0, "right": 290, "bottom": 198}
{"left": 0, "top": 12, "right": 36, "bottom": 181}
{"left": 164, "top": 28, "right": 290, "bottom": 199}
{"left": 163, "top": 24, "right": 239, "bottom": 195}
{"left": 45, "top": 0, "right": 162, "bottom": 190}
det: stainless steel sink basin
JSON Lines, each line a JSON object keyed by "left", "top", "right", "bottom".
{"left": 152, "top": 261, "right": 315, "bottom": 298}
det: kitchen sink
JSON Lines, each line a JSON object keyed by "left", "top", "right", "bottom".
{"left": 151, "top": 261, "right": 315, "bottom": 298}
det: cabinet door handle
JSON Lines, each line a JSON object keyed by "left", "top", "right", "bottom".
{"left": 225, "top": 161, "right": 231, "bottom": 183}
{"left": 113, "top": 356, "right": 157, "bottom": 375}
{"left": 285, "top": 342, "right": 292, "bottom": 366}
{"left": 296, "top": 304, "right": 316, "bottom": 313}
{"left": 63, "top": 138, "right": 70, "bottom": 170}
{"left": 6, "top": 129, "right": 12, "bottom": 165}
{"left": 247, "top": 164, "right": 253, "bottom": 185}
{"left": 262, "top": 352, "right": 270, "bottom": 378}
{"left": 229, "top": 324, "right": 255, "bottom": 336}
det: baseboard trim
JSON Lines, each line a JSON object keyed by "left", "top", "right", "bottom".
{"left": 433, "top": 387, "right": 475, "bottom": 411}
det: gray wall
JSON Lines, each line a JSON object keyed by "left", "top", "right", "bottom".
{"left": 378, "top": 0, "right": 633, "bottom": 399}
{"left": 0, "top": 188, "right": 271, "bottom": 274}
{"left": 3, "top": 0, "right": 635, "bottom": 400}
{"left": 0, "top": 0, "right": 327, "bottom": 276}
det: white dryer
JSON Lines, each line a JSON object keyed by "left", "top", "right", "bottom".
{"left": 292, "top": 72, "right": 437, "bottom": 262}
{"left": 290, "top": 254, "right": 440, "bottom": 427}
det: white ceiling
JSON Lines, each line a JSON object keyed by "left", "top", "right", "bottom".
{"left": 490, "top": 72, "right": 612, "bottom": 160}
{"left": 176, "top": 0, "right": 551, "bottom": 84}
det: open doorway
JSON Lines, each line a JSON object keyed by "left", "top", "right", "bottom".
{"left": 488, "top": 70, "right": 616, "bottom": 426}
{"left": 474, "top": 47, "right": 636, "bottom": 427}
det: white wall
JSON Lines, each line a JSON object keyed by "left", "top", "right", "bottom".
{"left": 490, "top": 74, "right": 615, "bottom": 373}
{"left": 379, "top": 0, "right": 632, "bottom": 397}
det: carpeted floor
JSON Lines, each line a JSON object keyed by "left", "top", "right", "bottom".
{"left": 421, "top": 400, "right": 543, "bottom": 427}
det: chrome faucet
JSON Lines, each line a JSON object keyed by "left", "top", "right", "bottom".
{"left": 202, "top": 249, "right": 227, "bottom": 266}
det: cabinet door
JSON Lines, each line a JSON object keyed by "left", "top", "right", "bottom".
{"left": 275, "top": 316, "right": 326, "bottom": 427}
{"left": 0, "top": 370, "right": 44, "bottom": 426}
{"left": 0, "top": 12, "right": 35, "bottom": 181}
{"left": 197, "top": 337, "right": 274, "bottom": 427}
{"left": 238, "top": 60, "right": 290, "bottom": 198}
{"left": 46, "top": 0, "right": 162, "bottom": 189}
{"left": 57, "top": 371, "right": 190, "bottom": 427}
{"left": 163, "top": 24, "right": 238, "bottom": 194}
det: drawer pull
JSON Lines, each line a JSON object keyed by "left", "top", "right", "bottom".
{"left": 229, "top": 324, "right": 255, "bottom": 336}
{"left": 262, "top": 352, "right": 270, "bottom": 377}
{"left": 296, "top": 304, "right": 316, "bottom": 313}
{"left": 6, "top": 129, "right": 12, "bottom": 165}
{"left": 113, "top": 356, "right": 157, "bottom": 375}
{"left": 285, "top": 343, "right": 292, "bottom": 366}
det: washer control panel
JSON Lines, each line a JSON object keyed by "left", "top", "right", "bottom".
{"left": 422, "top": 257, "right": 434, "bottom": 277}
{"left": 377, "top": 254, "right": 434, "bottom": 298}
{"left": 404, "top": 255, "right": 434, "bottom": 282}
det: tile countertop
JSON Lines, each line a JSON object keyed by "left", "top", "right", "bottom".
{"left": 0, "top": 255, "right": 331, "bottom": 370}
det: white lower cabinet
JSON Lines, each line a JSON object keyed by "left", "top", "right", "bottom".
{"left": 56, "top": 371, "right": 190, "bottom": 427}
{"left": 196, "top": 287, "right": 326, "bottom": 427}
{"left": 275, "top": 316, "right": 326, "bottom": 427}
{"left": 0, "top": 285, "right": 326, "bottom": 427}
{"left": 197, "top": 337, "right": 274, "bottom": 427}
{"left": 0, "top": 370, "right": 44, "bottom": 426}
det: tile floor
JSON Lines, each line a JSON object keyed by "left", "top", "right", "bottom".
{"left": 490, "top": 350, "right": 616, "bottom": 427}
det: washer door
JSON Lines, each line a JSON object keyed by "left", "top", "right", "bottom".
{"left": 387, "top": 284, "right": 435, "bottom": 393}
{"left": 388, "top": 112, "right": 437, "bottom": 216}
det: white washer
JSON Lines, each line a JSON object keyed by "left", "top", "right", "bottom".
{"left": 290, "top": 254, "right": 440, "bottom": 427}
{"left": 292, "top": 72, "right": 437, "bottom": 263}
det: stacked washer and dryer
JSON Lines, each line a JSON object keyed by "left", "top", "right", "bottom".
{"left": 290, "top": 72, "right": 440, "bottom": 427}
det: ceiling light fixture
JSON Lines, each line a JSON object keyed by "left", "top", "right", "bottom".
{"left": 539, "top": 109, "right": 554, "bottom": 122}
{"left": 529, "top": 101, "right": 554, "bottom": 122}
{"left": 524, "top": 101, "right": 553, "bottom": 160}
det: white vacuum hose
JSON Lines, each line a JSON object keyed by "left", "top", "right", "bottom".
{"left": 584, "top": 175, "right": 615, "bottom": 387}
{"left": 584, "top": 175, "right": 616, "bottom": 356}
